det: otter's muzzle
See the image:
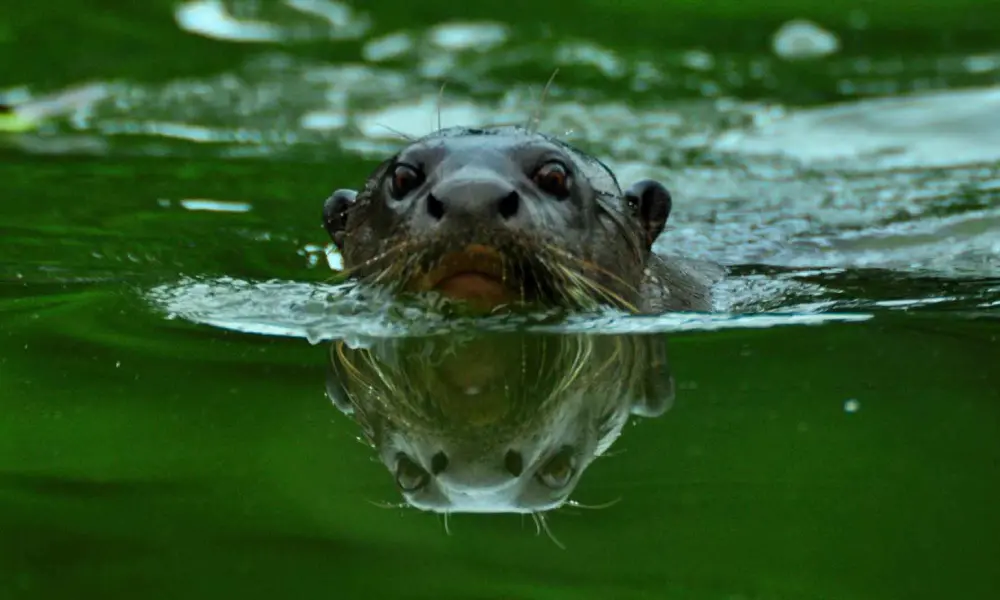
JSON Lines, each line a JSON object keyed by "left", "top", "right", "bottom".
{"left": 424, "top": 166, "right": 524, "bottom": 227}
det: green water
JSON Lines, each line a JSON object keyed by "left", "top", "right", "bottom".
{"left": 2, "top": 1, "right": 999, "bottom": 599}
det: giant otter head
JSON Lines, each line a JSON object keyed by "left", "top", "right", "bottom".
{"left": 322, "top": 126, "right": 672, "bottom": 313}
{"left": 325, "top": 331, "right": 674, "bottom": 514}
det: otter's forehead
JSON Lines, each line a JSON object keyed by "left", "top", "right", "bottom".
{"left": 395, "top": 126, "right": 622, "bottom": 195}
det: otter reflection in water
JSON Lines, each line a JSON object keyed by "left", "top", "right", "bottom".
{"left": 325, "top": 331, "right": 674, "bottom": 514}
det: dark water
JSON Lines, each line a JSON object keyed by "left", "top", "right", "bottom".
{"left": 2, "top": 1, "right": 1000, "bottom": 599}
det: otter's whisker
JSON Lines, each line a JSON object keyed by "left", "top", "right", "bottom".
{"left": 436, "top": 80, "right": 448, "bottom": 133}
{"left": 475, "top": 120, "right": 537, "bottom": 130}
{"left": 382, "top": 250, "right": 423, "bottom": 287}
{"left": 559, "top": 272, "right": 595, "bottom": 311}
{"left": 340, "top": 240, "right": 419, "bottom": 279}
{"left": 543, "top": 245, "right": 619, "bottom": 290}
{"left": 376, "top": 248, "right": 427, "bottom": 289}
{"left": 530, "top": 68, "right": 560, "bottom": 134}
{"left": 442, "top": 511, "right": 453, "bottom": 536}
{"left": 533, "top": 254, "right": 580, "bottom": 308}
{"left": 372, "top": 123, "right": 416, "bottom": 142}
{"left": 534, "top": 512, "right": 566, "bottom": 550}
{"left": 542, "top": 243, "right": 639, "bottom": 295}
{"left": 601, "top": 448, "right": 627, "bottom": 458}
{"left": 553, "top": 262, "right": 636, "bottom": 313}
{"left": 566, "top": 497, "right": 623, "bottom": 510}
{"left": 368, "top": 258, "right": 404, "bottom": 287}
{"left": 366, "top": 499, "right": 409, "bottom": 509}
{"left": 568, "top": 269, "right": 638, "bottom": 313}
{"left": 546, "top": 328, "right": 592, "bottom": 399}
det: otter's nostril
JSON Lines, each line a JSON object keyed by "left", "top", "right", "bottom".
{"left": 430, "top": 451, "right": 449, "bottom": 475}
{"left": 498, "top": 191, "right": 520, "bottom": 220}
{"left": 426, "top": 193, "right": 445, "bottom": 220}
{"left": 504, "top": 450, "right": 524, "bottom": 477}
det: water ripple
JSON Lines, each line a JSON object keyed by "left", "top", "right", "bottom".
{"left": 146, "top": 276, "right": 873, "bottom": 343}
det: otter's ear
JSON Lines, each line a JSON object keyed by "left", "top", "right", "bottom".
{"left": 630, "top": 339, "right": 675, "bottom": 418}
{"left": 323, "top": 189, "right": 357, "bottom": 251}
{"left": 631, "top": 368, "right": 675, "bottom": 418}
{"left": 624, "top": 180, "right": 672, "bottom": 248}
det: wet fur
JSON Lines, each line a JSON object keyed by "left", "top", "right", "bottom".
{"left": 323, "top": 124, "right": 721, "bottom": 314}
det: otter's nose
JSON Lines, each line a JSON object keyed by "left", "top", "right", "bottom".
{"left": 428, "top": 449, "right": 526, "bottom": 491}
{"left": 425, "top": 168, "right": 521, "bottom": 223}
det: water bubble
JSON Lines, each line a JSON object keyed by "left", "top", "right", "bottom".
{"left": 428, "top": 22, "right": 508, "bottom": 52}
{"left": 963, "top": 55, "right": 1000, "bottom": 74}
{"left": 175, "top": 0, "right": 283, "bottom": 43}
{"left": 179, "top": 199, "right": 252, "bottom": 213}
{"left": 681, "top": 49, "right": 715, "bottom": 72}
{"left": 362, "top": 32, "right": 414, "bottom": 62}
{"left": 555, "top": 41, "right": 626, "bottom": 78}
{"left": 844, "top": 399, "right": 860, "bottom": 413}
{"left": 325, "top": 246, "right": 343, "bottom": 270}
{"left": 772, "top": 19, "right": 840, "bottom": 60}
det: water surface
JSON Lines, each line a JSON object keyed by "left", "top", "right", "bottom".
{"left": 2, "top": 1, "right": 999, "bottom": 599}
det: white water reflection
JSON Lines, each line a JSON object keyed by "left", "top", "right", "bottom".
{"left": 555, "top": 41, "right": 627, "bottom": 78}
{"left": 429, "top": 22, "right": 509, "bottom": 51}
{"left": 174, "top": 0, "right": 370, "bottom": 43}
{"left": 285, "top": 0, "right": 362, "bottom": 29}
{"left": 362, "top": 32, "right": 416, "bottom": 62}
{"left": 179, "top": 199, "right": 253, "bottom": 212}
{"left": 351, "top": 95, "right": 530, "bottom": 141}
{"left": 714, "top": 85, "right": 1000, "bottom": 170}
{"left": 763, "top": 207, "right": 1000, "bottom": 276}
{"left": 175, "top": 0, "right": 282, "bottom": 42}
{"left": 771, "top": 19, "right": 840, "bottom": 60}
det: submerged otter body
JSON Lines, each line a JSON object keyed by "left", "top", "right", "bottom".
{"left": 322, "top": 125, "right": 721, "bottom": 313}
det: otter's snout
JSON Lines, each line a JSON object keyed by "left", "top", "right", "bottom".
{"left": 422, "top": 167, "right": 523, "bottom": 226}
{"left": 424, "top": 449, "right": 527, "bottom": 491}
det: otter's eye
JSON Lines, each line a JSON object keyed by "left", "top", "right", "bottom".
{"left": 389, "top": 163, "right": 423, "bottom": 199}
{"left": 535, "top": 446, "right": 576, "bottom": 489}
{"left": 394, "top": 454, "right": 430, "bottom": 492}
{"left": 533, "top": 161, "right": 571, "bottom": 199}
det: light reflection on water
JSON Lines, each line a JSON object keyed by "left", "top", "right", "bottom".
{"left": 174, "top": 0, "right": 371, "bottom": 43}
{"left": 714, "top": 84, "right": 1000, "bottom": 170}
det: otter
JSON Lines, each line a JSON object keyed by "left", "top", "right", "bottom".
{"left": 321, "top": 125, "right": 721, "bottom": 313}
{"left": 325, "top": 331, "right": 674, "bottom": 513}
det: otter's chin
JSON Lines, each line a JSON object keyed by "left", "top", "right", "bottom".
{"left": 410, "top": 244, "right": 522, "bottom": 311}
{"left": 435, "top": 273, "right": 515, "bottom": 308}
